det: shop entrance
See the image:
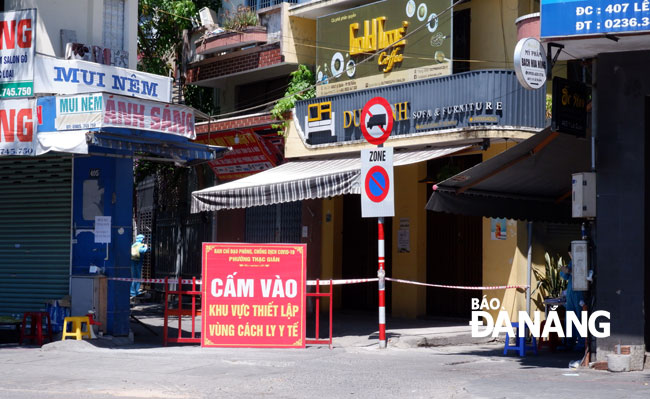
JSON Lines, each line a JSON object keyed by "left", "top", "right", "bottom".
{"left": 341, "top": 195, "right": 392, "bottom": 311}
{"left": 425, "top": 155, "right": 482, "bottom": 319}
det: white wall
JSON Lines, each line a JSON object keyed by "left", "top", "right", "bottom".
{"left": 4, "top": 0, "right": 138, "bottom": 70}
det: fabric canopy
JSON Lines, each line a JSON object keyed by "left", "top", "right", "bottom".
{"left": 426, "top": 129, "right": 591, "bottom": 222}
{"left": 37, "top": 129, "right": 226, "bottom": 165}
{"left": 191, "top": 146, "right": 469, "bottom": 212}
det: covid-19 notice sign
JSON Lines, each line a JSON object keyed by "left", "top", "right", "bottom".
{"left": 201, "top": 243, "right": 306, "bottom": 348}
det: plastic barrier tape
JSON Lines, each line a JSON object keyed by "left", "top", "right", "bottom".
{"left": 109, "top": 277, "right": 527, "bottom": 290}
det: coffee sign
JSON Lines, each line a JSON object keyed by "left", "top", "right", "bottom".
{"left": 316, "top": 0, "right": 452, "bottom": 96}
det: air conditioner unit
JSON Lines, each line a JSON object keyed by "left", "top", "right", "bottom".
{"left": 199, "top": 7, "right": 217, "bottom": 27}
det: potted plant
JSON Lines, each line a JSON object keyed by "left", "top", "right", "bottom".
{"left": 222, "top": 5, "right": 261, "bottom": 32}
{"left": 533, "top": 252, "right": 568, "bottom": 300}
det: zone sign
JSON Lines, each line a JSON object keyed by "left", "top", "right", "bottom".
{"left": 361, "top": 147, "right": 394, "bottom": 218}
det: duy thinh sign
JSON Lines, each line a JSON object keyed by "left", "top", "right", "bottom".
{"left": 202, "top": 243, "right": 307, "bottom": 348}
{"left": 361, "top": 147, "right": 395, "bottom": 218}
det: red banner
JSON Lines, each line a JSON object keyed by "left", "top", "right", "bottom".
{"left": 201, "top": 243, "right": 306, "bottom": 348}
{"left": 195, "top": 130, "right": 282, "bottom": 181}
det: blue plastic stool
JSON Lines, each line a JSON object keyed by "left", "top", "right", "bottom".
{"left": 503, "top": 322, "right": 538, "bottom": 356}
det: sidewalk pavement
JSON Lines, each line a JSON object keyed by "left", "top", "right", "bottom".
{"left": 110, "top": 304, "right": 493, "bottom": 349}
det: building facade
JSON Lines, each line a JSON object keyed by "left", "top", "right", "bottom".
{"left": 0, "top": 0, "right": 223, "bottom": 336}
{"left": 189, "top": 0, "right": 569, "bottom": 326}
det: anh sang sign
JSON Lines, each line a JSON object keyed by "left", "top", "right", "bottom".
{"left": 201, "top": 243, "right": 306, "bottom": 348}
{"left": 34, "top": 55, "right": 172, "bottom": 102}
{"left": 53, "top": 93, "right": 195, "bottom": 139}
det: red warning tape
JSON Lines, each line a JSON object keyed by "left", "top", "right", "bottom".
{"left": 307, "top": 278, "right": 378, "bottom": 286}
{"left": 108, "top": 277, "right": 527, "bottom": 290}
{"left": 385, "top": 277, "right": 529, "bottom": 291}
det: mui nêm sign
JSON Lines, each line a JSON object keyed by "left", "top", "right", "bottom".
{"left": 47, "top": 92, "right": 196, "bottom": 139}
{"left": 34, "top": 55, "right": 173, "bottom": 102}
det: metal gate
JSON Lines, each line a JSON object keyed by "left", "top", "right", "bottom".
{"left": 0, "top": 156, "right": 72, "bottom": 316}
{"left": 245, "top": 202, "right": 302, "bottom": 243}
{"left": 154, "top": 211, "right": 212, "bottom": 278}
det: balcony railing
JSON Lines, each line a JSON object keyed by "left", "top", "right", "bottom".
{"left": 246, "top": 0, "right": 300, "bottom": 11}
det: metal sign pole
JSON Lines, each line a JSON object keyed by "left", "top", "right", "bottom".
{"left": 360, "top": 97, "right": 393, "bottom": 349}
{"left": 378, "top": 215, "right": 386, "bottom": 349}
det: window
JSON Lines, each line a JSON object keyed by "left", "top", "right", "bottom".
{"left": 103, "top": 0, "right": 125, "bottom": 50}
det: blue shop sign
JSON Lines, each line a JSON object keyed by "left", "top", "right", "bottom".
{"left": 541, "top": 0, "right": 650, "bottom": 38}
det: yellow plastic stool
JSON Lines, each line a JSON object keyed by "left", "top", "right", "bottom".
{"left": 61, "top": 316, "right": 92, "bottom": 340}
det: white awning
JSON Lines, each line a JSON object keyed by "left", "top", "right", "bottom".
{"left": 191, "top": 146, "right": 469, "bottom": 212}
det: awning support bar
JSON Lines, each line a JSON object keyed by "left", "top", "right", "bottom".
{"left": 457, "top": 132, "right": 559, "bottom": 195}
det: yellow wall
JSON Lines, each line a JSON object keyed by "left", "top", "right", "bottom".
{"left": 320, "top": 196, "right": 343, "bottom": 309}
{"left": 391, "top": 162, "right": 428, "bottom": 318}
{"left": 480, "top": 142, "right": 548, "bottom": 322}
{"left": 454, "top": 0, "right": 535, "bottom": 71}
{"left": 285, "top": 15, "right": 316, "bottom": 65}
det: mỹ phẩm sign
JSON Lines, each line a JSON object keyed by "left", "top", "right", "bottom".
{"left": 52, "top": 92, "right": 195, "bottom": 139}
{"left": 201, "top": 243, "right": 307, "bottom": 348}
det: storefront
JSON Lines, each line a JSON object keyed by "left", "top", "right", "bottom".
{"left": 193, "top": 67, "right": 546, "bottom": 318}
{"left": 0, "top": 55, "right": 226, "bottom": 335}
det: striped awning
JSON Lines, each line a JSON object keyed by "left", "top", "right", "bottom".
{"left": 191, "top": 146, "right": 468, "bottom": 212}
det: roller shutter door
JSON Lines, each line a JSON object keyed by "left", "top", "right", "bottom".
{"left": 0, "top": 156, "right": 72, "bottom": 317}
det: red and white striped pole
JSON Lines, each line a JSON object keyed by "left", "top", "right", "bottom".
{"left": 378, "top": 216, "right": 386, "bottom": 349}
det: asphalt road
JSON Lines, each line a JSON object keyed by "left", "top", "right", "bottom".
{"left": 1, "top": 341, "right": 649, "bottom": 399}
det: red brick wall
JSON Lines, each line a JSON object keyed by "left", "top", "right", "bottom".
{"left": 187, "top": 43, "right": 282, "bottom": 83}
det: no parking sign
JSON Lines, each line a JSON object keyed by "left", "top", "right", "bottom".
{"left": 361, "top": 147, "right": 394, "bottom": 218}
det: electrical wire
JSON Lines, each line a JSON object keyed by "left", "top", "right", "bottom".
{"left": 205, "top": 0, "right": 469, "bottom": 120}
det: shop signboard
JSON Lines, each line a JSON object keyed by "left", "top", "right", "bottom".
{"left": 34, "top": 55, "right": 173, "bottom": 103}
{"left": 513, "top": 38, "right": 547, "bottom": 90}
{"left": 201, "top": 243, "right": 307, "bottom": 348}
{"left": 316, "top": 0, "right": 452, "bottom": 96}
{"left": 47, "top": 93, "right": 195, "bottom": 139}
{"left": 551, "top": 76, "right": 589, "bottom": 137}
{"left": 0, "top": 9, "right": 36, "bottom": 98}
{"left": 541, "top": 0, "right": 650, "bottom": 38}
{"left": 295, "top": 70, "right": 545, "bottom": 147}
{"left": 195, "top": 130, "right": 281, "bottom": 181}
{"left": 0, "top": 98, "right": 36, "bottom": 156}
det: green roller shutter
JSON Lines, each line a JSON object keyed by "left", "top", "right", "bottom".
{"left": 0, "top": 156, "right": 72, "bottom": 317}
